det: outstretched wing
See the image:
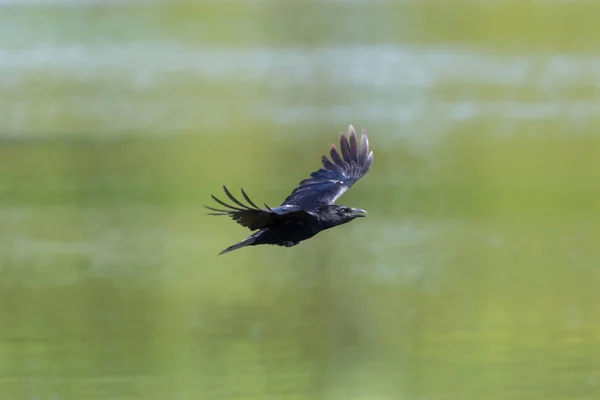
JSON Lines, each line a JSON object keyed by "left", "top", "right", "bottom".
{"left": 206, "top": 185, "right": 317, "bottom": 231}
{"left": 282, "top": 125, "right": 374, "bottom": 209}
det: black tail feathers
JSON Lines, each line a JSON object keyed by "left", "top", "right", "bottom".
{"left": 218, "top": 234, "right": 259, "bottom": 255}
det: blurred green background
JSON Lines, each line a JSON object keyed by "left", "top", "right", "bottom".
{"left": 1, "top": 0, "right": 600, "bottom": 399}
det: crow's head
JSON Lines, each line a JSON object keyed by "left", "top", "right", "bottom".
{"left": 319, "top": 205, "right": 367, "bottom": 227}
{"left": 338, "top": 206, "right": 368, "bottom": 220}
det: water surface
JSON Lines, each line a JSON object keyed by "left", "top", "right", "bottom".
{"left": 1, "top": 1, "right": 600, "bottom": 399}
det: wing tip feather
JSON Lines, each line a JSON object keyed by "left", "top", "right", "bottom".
{"left": 281, "top": 124, "right": 374, "bottom": 208}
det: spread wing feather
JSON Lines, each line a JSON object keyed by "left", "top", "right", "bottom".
{"left": 206, "top": 186, "right": 316, "bottom": 231}
{"left": 282, "top": 125, "right": 373, "bottom": 209}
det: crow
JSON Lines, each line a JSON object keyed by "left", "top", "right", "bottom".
{"left": 206, "top": 125, "right": 374, "bottom": 255}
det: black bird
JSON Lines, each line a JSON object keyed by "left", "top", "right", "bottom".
{"left": 206, "top": 125, "right": 374, "bottom": 255}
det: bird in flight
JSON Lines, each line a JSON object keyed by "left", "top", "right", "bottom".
{"left": 206, "top": 125, "right": 374, "bottom": 255}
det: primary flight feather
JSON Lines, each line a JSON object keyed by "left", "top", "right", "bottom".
{"left": 206, "top": 124, "right": 374, "bottom": 255}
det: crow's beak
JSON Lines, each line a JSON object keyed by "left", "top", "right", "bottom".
{"left": 351, "top": 208, "right": 368, "bottom": 217}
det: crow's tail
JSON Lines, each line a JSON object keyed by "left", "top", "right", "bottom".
{"left": 218, "top": 232, "right": 261, "bottom": 255}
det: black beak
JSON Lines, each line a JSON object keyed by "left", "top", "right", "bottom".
{"left": 351, "top": 208, "right": 368, "bottom": 217}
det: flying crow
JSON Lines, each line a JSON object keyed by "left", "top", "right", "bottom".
{"left": 206, "top": 125, "right": 374, "bottom": 255}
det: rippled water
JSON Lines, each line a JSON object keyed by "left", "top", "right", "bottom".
{"left": 3, "top": 43, "right": 600, "bottom": 135}
{"left": 1, "top": 1, "right": 600, "bottom": 399}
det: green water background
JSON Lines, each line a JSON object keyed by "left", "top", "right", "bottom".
{"left": 1, "top": 1, "right": 599, "bottom": 399}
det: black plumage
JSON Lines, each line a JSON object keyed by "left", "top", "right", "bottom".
{"left": 206, "top": 125, "right": 374, "bottom": 255}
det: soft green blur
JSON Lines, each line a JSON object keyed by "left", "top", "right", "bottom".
{"left": 1, "top": 1, "right": 600, "bottom": 399}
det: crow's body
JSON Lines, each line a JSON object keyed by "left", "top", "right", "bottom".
{"left": 206, "top": 125, "right": 373, "bottom": 255}
{"left": 216, "top": 205, "right": 365, "bottom": 255}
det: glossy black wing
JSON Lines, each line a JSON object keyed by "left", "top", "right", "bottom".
{"left": 206, "top": 185, "right": 317, "bottom": 231}
{"left": 282, "top": 125, "right": 373, "bottom": 209}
